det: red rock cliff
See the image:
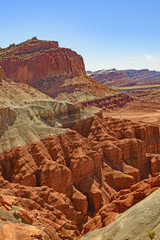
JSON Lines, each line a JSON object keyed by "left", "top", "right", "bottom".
{"left": 0, "top": 39, "right": 133, "bottom": 110}
{"left": 0, "top": 38, "right": 86, "bottom": 85}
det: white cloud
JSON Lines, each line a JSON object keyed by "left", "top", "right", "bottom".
{"left": 143, "top": 54, "right": 160, "bottom": 62}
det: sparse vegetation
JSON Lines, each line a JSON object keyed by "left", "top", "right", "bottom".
{"left": 148, "top": 231, "right": 156, "bottom": 240}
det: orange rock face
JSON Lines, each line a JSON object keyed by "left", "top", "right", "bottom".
{"left": 0, "top": 41, "right": 135, "bottom": 135}
{"left": 0, "top": 112, "right": 159, "bottom": 239}
{"left": 1, "top": 39, "right": 160, "bottom": 239}
{"left": 0, "top": 64, "right": 159, "bottom": 238}
{"left": 82, "top": 174, "right": 160, "bottom": 235}
{"left": 0, "top": 38, "right": 85, "bottom": 85}
{"left": 0, "top": 39, "right": 133, "bottom": 110}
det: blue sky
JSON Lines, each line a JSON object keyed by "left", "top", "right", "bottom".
{"left": 0, "top": 0, "right": 160, "bottom": 71}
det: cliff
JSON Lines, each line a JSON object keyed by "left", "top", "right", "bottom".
{"left": 0, "top": 39, "right": 132, "bottom": 109}
{"left": 0, "top": 37, "right": 85, "bottom": 85}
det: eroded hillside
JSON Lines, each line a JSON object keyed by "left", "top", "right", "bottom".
{"left": 0, "top": 74, "right": 159, "bottom": 239}
{"left": 80, "top": 188, "right": 160, "bottom": 240}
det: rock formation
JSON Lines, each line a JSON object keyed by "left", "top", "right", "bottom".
{"left": 0, "top": 39, "right": 132, "bottom": 109}
{"left": 87, "top": 69, "right": 130, "bottom": 87}
{"left": 123, "top": 69, "right": 160, "bottom": 85}
{"left": 0, "top": 74, "right": 159, "bottom": 239}
{"left": 80, "top": 187, "right": 160, "bottom": 240}
{"left": 88, "top": 68, "right": 160, "bottom": 104}
{"left": 88, "top": 68, "right": 160, "bottom": 87}
{"left": 0, "top": 40, "right": 160, "bottom": 239}
{"left": 0, "top": 37, "right": 85, "bottom": 85}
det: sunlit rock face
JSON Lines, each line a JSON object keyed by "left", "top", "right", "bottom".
{"left": 0, "top": 38, "right": 133, "bottom": 109}
{"left": 0, "top": 38, "right": 86, "bottom": 86}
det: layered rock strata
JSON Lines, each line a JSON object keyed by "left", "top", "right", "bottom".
{"left": 0, "top": 39, "right": 132, "bottom": 109}
{"left": 88, "top": 68, "right": 160, "bottom": 87}
{"left": 87, "top": 69, "right": 130, "bottom": 87}
{"left": 0, "top": 43, "right": 160, "bottom": 239}
{"left": 0, "top": 78, "right": 159, "bottom": 239}
{"left": 0, "top": 114, "right": 159, "bottom": 239}
{"left": 0, "top": 38, "right": 85, "bottom": 85}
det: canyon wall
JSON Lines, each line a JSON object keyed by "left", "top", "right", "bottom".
{"left": 0, "top": 39, "right": 133, "bottom": 109}
{"left": 0, "top": 38, "right": 85, "bottom": 85}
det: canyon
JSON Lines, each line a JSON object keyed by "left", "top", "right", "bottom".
{"left": 0, "top": 39, "right": 160, "bottom": 239}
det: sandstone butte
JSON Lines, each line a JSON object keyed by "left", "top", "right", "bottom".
{"left": 0, "top": 39, "right": 160, "bottom": 239}
{"left": 0, "top": 37, "right": 85, "bottom": 85}
{"left": 0, "top": 37, "right": 132, "bottom": 108}
{"left": 0, "top": 68, "right": 159, "bottom": 239}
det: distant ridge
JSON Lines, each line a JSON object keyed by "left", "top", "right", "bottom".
{"left": 87, "top": 68, "right": 160, "bottom": 87}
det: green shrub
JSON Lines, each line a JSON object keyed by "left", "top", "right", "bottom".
{"left": 148, "top": 232, "right": 156, "bottom": 240}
